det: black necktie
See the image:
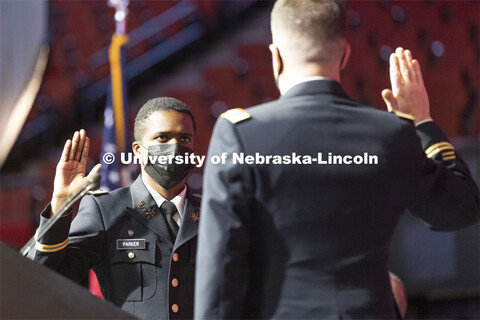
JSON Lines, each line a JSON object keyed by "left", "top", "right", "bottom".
{"left": 160, "top": 201, "right": 179, "bottom": 238}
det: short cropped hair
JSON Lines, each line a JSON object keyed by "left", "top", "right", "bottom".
{"left": 271, "top": 0, "right": 346, "bottom": 62}
{"left": 134, "top": 97, "right": 196, "bottom": 141}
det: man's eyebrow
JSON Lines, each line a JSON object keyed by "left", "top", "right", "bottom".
{"left": 152, "top": 131, "right": 171, "bottom": 135}
{"left": 151, "top": 131, "right": 193, "bottom": 136}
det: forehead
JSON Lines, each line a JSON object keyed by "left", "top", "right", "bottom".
{"left": 143, "top": 110, "right": 194, "bottom": 136}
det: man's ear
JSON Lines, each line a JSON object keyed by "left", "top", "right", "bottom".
{"left": 133, "top": 141, "right": 148, "bottom": 166}
{"left": 340, "top": 42, "right": 351, "bottom": 71}
{"left": 269, "top": 44, "right": 284, "bottom": 76}
{"left": 132, "top": 141, "right": 142, "bottom": 157}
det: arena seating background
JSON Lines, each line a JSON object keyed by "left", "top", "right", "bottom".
{"left": 1, "top": 1, "right": 478, "bottom": 318}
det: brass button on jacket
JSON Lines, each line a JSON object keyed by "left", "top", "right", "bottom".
{"left": 171, "top": 304, "right": 179, "bottom": 313}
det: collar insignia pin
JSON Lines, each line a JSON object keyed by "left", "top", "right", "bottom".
{"left": 145, "top": 208, "right": 157, "bottom": 219}
{"left": 192, "top": 212, "right": 200, "bottom": 222}
{"left": 137, "top": 200, "right": 146, "bottom": 208}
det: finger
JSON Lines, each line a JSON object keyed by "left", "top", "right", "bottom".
{"left": 75, "top": 129, "right": 86, "bottom": 162}
{"left": 382, "top": 89, "right": 397, "bottom": 112}
{"left": 412, "top": 59, "right": 424, "bottom": 85}
{"left": 389, "top": 53, "right": 402, "bottom": 93}
{"left": 80, "top": 136, "right": 90, "bottom": 168}
{"left": 405, "top": 49, "right": 413, "bottom": 64}
{"left": 396, "top": 47, "right": 412, "bottom": 82}
{"left": 69, "top": 131, "right": 79, "bottom": 162}
{"left": 404, "top": 50, "right": 417, "bottom": 81}
{"left": 60, "top": 139, "right": 72, "bottom": 163}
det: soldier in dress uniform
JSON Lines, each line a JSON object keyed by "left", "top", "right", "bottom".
{"left": 195, "top": 1, "right": 479, "bottom": 319}
{"left": 29, "top": 97, "right": 200, "bottom": 319}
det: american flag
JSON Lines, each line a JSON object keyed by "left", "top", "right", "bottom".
{"left": 100, "top": 33, "right": 129, "bottom": 191}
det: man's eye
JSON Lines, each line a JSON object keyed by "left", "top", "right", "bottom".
{"left": 157, "top": 135, "right": 168, "bottom": 141}
{"left": 181, "top": 136, "right": 192, "bottom": 143}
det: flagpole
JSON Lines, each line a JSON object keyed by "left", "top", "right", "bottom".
{"left": 108, "top": 0, "right": 129, "bottom": 35}
{"left": 105, "top": 0, "right": 130, "bottom": 158}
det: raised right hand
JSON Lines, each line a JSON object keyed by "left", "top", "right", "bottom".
{"left": 51, "top": 129, "right": 101, "bottom": 215}
{"left": 381, "top": 47, "right": 432, "bottom": 124}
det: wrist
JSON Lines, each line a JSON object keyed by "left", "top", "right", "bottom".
{"left": 51, "top": 196, "right": 68, "bottom": 215}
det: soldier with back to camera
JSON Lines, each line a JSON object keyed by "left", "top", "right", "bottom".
{"left": 195, "top": 1, "right": 479, "bottom": 319}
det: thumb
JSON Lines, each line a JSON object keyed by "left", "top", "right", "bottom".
{"left": 382, "top": 89, "right": 397, "bottom": 112}
{"left": 85, "top": 164, "right": 102, "bottom": 189}
{"left": 86, "top": 163, "right": 102, "bottom": 180}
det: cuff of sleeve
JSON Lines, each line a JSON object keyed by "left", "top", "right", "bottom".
{"left": 415, "top": 118, "right": 433, "bottom": 127}
{"left": 416, "top": 121, "right": 456, "bottom": 161}
{"left": 36, "top": 203, "right": 72, "bottom": 252}
{"left": 415, "top": 121, "right": 451, "bottom": 149}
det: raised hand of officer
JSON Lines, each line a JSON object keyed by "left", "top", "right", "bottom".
{"left": 382, "top": 47, "right": 432, "bottom": 124}
{"left": 51, "top": 129, "right": 101, "bottom": 215}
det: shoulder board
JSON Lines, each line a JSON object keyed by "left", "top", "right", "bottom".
{"left": 391, "top": 110, "right": 415, "bottom": 122}
{"left": 220, "top": 108, "right": 251, "bottom": 124}
{"left": 88, "top": 189, "right": 108, "bottom": 196}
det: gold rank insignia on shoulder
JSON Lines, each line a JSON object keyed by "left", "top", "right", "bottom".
{"left": 220, "top": 108, "right": 251, "bottom": 124}
{"left": 391, "top": 110, "right": 415, "bottom": 122}
{"left": 88, "top": 189, "right": 108, "bottom": 196}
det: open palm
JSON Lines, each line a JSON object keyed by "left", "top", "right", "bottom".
{"left": 382, "top": 47, "right": 431, "bottom": 124}
{"left": 51, "top": 129, "right": 101, "bottom": 215}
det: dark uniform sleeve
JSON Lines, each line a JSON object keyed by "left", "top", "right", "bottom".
{"left": 195, "top": 117, "right": 254, "bottom": 319}
{"left": 408, "top": 120, "right": 479, "bottom": 230}
{"left": 27, "top": 195, "right": 106, "bottom": 282}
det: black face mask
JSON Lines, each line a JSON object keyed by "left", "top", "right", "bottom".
{"left": 142, "top": 143, "right": 194, "bottom": 190}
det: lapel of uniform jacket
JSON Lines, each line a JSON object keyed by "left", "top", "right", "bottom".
{"left": 124, "top": 176, "right": 174, "bottom": 244}
{"left": 173, "top": 190, "right": 200, "bottom": 251}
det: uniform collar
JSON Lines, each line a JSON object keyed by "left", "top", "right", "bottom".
{"left": 281, "top": 78, "right": 349, "bottom": 100}
{"left": 141, "top": 174, "right": 187, "bottom": 220}
{"left": 284, "top": 76, "right": 332, "bottom": 94}
{"left": 127, "top": 176, "right": 173, "bottom": 243}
